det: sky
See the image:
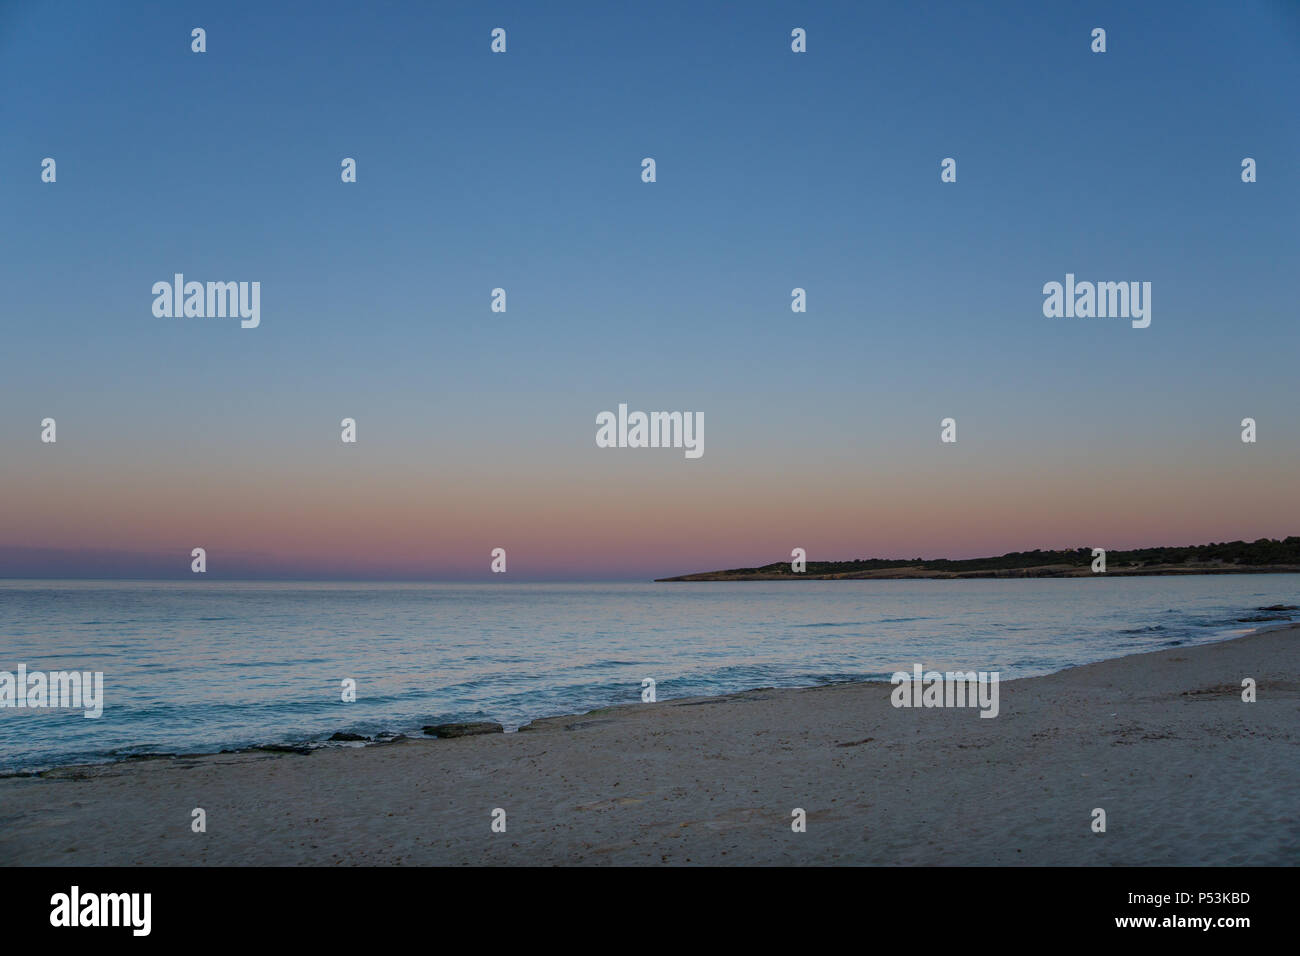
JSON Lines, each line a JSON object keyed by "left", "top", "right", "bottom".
{"left": 1, "top": 0, "right": 1297, "bottom": 580}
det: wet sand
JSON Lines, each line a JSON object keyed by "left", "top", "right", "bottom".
{"left": 1, "top": 625, "right": 1296, "bottom": 865}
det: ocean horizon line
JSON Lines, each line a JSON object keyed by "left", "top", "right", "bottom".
{"left": 3, "top": 571, "right": 1296, "bottom": 586}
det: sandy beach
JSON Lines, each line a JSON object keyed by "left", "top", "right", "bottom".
{"left": 2, "top": 624, "right": 1296, "bottom": 866}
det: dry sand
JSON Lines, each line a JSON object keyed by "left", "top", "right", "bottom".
{"left": 2, "top": 625, "right": 1297, "bottom": 865}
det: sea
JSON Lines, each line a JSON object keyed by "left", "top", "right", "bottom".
{"left": 1, "top": 575, "right": 1296, "bottom": 773}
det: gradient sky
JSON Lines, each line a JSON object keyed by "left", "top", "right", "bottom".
{"left": 1, "top": 0, "right": 1297, "bottom": 580}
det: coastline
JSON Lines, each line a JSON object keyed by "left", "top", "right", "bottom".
{"left": 4, "top": 605, "right": 1291, "bottom": 777}
{"left": 2, "top": 623, "right": 1296, "bottom": 865}
{"left": 656, "top": 566, "right": 1300, "bottom": 581}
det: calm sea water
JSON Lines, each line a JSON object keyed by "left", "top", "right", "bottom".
{"left": 1, "top": 576, "right": 1296, "bottom": 773}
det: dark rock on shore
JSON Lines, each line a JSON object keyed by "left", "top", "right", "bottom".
{"left": 254, "top": 743, "right": 315, "bottom": 755}
{"left": 328, "top": 732, "right": 370, "bottom": 742}
{"left": 1260, "top": 604, "right": 1299, "bottom": 611}
{"left": 37, "top": 766, "right": 96, "bottom": 780}
{"left": 423, "top": 721, "right": 504, "bottom": 738}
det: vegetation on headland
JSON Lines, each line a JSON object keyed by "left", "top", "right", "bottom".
{"left": 656, "top": 538, "right": 1300, "bottom": 581}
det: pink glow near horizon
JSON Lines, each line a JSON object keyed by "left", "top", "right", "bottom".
{"left": 3, "top": 455, "right": 1295, "bottom": 577}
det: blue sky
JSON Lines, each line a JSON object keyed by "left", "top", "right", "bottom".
{"left": 1, "top": 1, "right": 1297, "bottom": 578}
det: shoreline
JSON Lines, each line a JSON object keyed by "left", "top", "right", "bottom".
{"left": 2, "top": 623, "right": 1296, "bottom": 865}
{"left": 2, "top": 617, "right": 1291, "bottom": 778}
{"left": 656, "top": 566, "right": 1300, "bottom": 581}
